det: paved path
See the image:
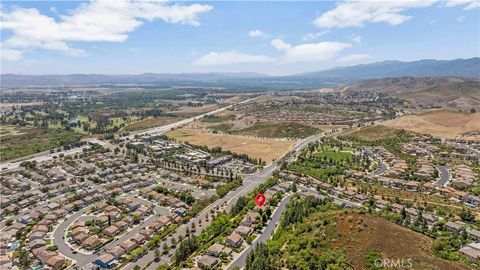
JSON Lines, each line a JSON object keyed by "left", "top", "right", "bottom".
{"left": 364, "top": 147, "right": 387, "bottom": 176}
{"left": 434, "top": 165, "right": 450, "bottom": 187}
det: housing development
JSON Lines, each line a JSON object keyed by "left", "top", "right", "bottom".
{"left": 1, "top": 1, "right": 480, "bottom": 270}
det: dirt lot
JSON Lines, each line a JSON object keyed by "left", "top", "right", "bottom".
{"left": 165, "top": 127, "right": 297, "bottom": 163}
{"left": 383, "top": 110, "right": 480, "bottom": 139}
{"left": 334, "top": 211, "right": 471, "bottom": 270}
{"left": 171, "top": 104, "right": 221, "bottom": 118}
{"left": 123, "top": 116, "right": 183, "bottom": 132}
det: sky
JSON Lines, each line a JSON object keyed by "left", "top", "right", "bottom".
{"left": 1, "top": 0, "right": 479, "bottom": 75}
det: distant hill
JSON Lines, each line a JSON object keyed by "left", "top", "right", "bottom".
{"left": 345, "top": 76, "right": 480, "bottom": 111}
{"left": 1, "top": 57, "right": 478, "bottom": 87}
{"left": 298, "top": 57, "right": 479, "bottom": 79}
{"left": 0, "top": 72, "right": 267, "bottom": 87}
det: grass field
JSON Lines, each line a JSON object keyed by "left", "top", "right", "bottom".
{"left": 0, "top": 125, "right": 82, "bottom": 161}
{"left": 165, "top": 127, "right": 297, "bottom": 163}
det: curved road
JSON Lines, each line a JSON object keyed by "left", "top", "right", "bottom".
{"left": 434, "top": 165, "right": 450, "bottom": 187}
{"left": 364, "top": 147, "right": 387, "bottom": 176}
{"left": 53, "top": 206, "right": 96, "bottom": 266}
{"left": 53, "top": 195, "right": 169, "bottom": 267}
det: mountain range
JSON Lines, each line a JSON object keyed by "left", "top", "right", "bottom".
{"left": 1, "top": 57, "right": 478, "bottom": 87}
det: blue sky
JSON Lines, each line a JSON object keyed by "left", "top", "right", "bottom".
{"left": 1, "top": 0, "right": 479, "bottom": 75}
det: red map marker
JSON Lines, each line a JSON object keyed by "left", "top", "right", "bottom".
{"left": 255, "top": 193, "right": 266, "bottom": 207}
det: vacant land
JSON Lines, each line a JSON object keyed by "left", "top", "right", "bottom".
{"left": 333, "top": 211, "right": 470, "bottom": 270}
{"left": 165, "top": 127, "right": 297, "bottom": 163}
{"left": 0, "top": 125, "right": 82, "bottom": 161}
{"left": 208, "top": 121, "right": 320, "bottom": 139}
{"left": 123, "top": 116, "right": 182, "bottom": 132}
{"left": 274, "top": 209, "right": 470, "bottom": 270}
{"left": 383, "top": 110, "right": 480, "bottom": 139}
{"left": 342, "top": 125, "right": 412, "bottom": 142}
{"left": 232, "top": 122, "right": 320, "bottom": 138}
{"left": 171, "top": 104, "right": 220, "bottom": 118}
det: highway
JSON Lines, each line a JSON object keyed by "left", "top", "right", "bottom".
{"left": 0, "top": 97, "right": 258, "bottom": 172}
{"left": 3, "top": 96, "right": 344, "bottom": 269}
{"left": 125, "top": 96, "right": 258, "bottom": 140}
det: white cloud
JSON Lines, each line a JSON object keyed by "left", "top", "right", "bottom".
{"left": 429, "top": 19, "right": 437, "bottom": 24}
{"left": 248, "top": 29, "right": 264, "bottom": 37}
{"left": 271, "top": 38, "right": 351, "bottom": 63}
{"left": 1, "top": 0, "right": 213, "bottom": 61}
{"left": 302, "top": 30, "right": 329, "bottom": 41}
{"left": 352, "top": 34, "right": 362, "bottom": 45}
{"left": 444, "top": 0, "right": 480, "bottom": 10}
{"left": 1, "top": 47, "right": 23, "bottom": 61}
{"left": 314, "top": 1, "right": 436, "bottom": 28}
{"left": 271, "top": 38, "right": 292, "bottom": 51}
{"left": 193, "top": 51, "right": 275, "bottom": 65}
{"left": 337, "top": 53, "right": 372, "bottom": 62}
{"left": 456, "top": 15, "right": 466, "bottom": 22}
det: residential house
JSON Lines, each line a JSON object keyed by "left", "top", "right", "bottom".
{"left": 225, "top": 232, "right": 243, "bottom": 248}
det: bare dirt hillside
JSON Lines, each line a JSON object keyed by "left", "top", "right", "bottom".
{"left": 383, "top": 110, "right": 480, "bottom": 139}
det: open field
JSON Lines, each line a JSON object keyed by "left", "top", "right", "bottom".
{"left": 342, "top": 125, "right": 412, "bottom": 142}
{"left": 230, "top": 121, "right": 320, "bottom": 139}
{"left": 383, "top": 110, "right": 480, "bottom": 139}
{"left": 0, "top": 125, "right": 82, "bottom": 161}
{"left": 165, "top": 127, "right": 297, "bottom": 163}
{"left": 123, "top": 116, "right": 182, "bottom": 132}
{"left": 0, "top": 125, "right": 29, "bottom": 137}
{"left": 171, "top": 104, "right": 220, "bottom": 118}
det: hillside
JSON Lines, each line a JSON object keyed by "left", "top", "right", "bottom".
{"left": 2, "top": 58, "right": 478, "bottom": 87}
{"left": 266, "top": 207, "right": 471, "bottom": 270}
{"left": 300, "top": 57, "right": 479, "bottom": 79}
{"left": 383, "top": 110, "right": 480, "bottom": 139}
{"left": 345, "top": 76, "right": 480, "bottom": 111}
